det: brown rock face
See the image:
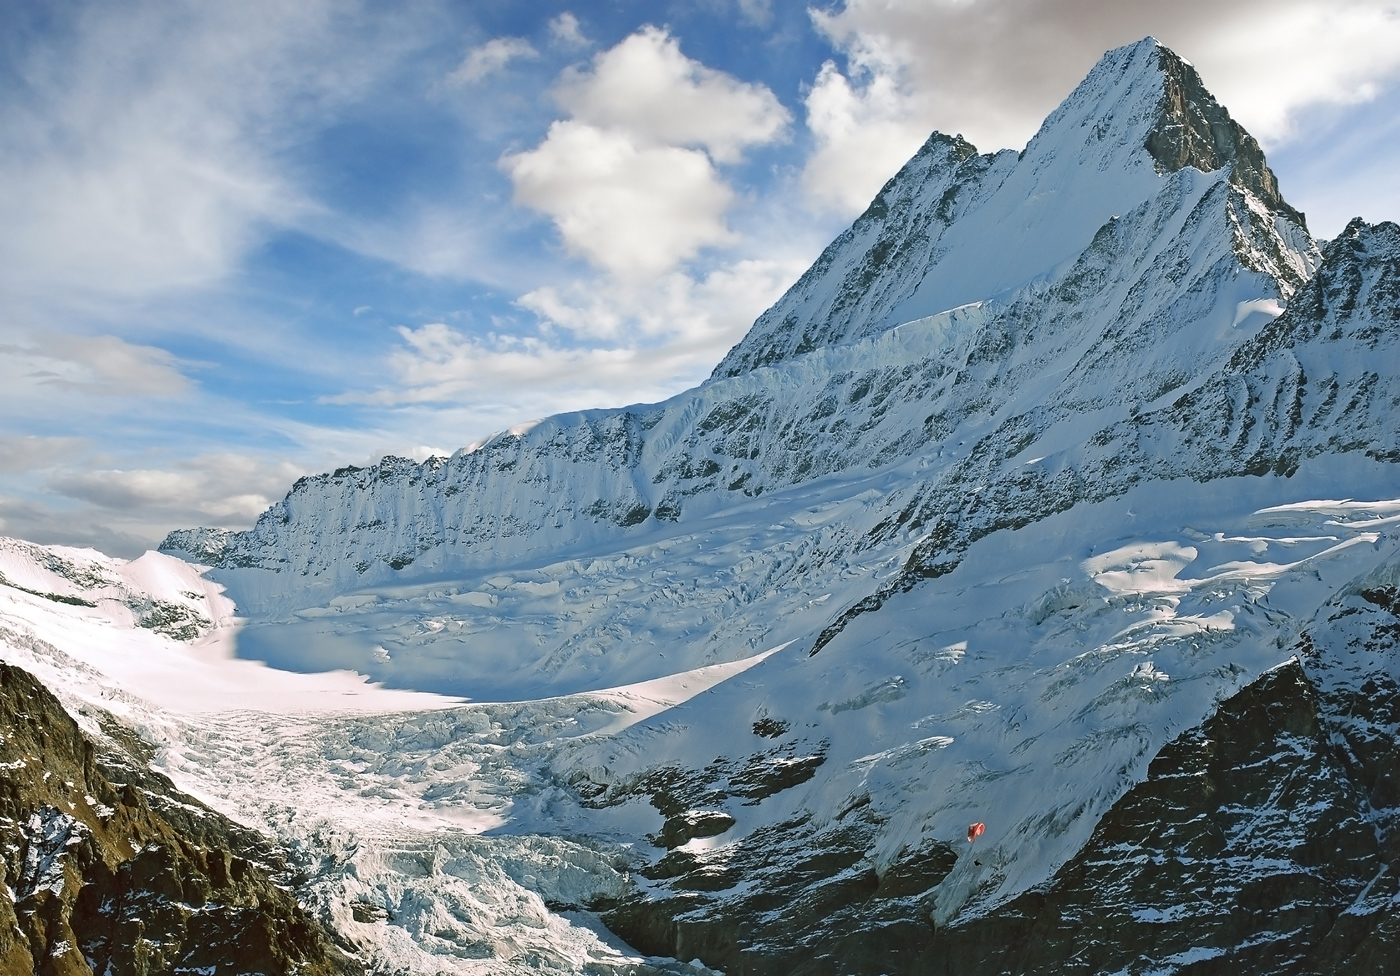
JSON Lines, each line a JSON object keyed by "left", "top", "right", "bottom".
{"left": 0, "top": 661, "right": 361, "bottom": 976}
{"left": 1145, "top": 45, "right": 1304, "bottom": 226}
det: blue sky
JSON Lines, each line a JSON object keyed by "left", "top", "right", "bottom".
{"left": 2, "top": 0, "right": 1399, "bottom": 555}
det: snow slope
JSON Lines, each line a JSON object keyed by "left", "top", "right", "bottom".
{"left": 8, "top": 488, "right": 1398, "bottom": 972}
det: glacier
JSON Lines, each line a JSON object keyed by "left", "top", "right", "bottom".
{"left": 3, "top": 37, "right": 1400, "bottom": 975}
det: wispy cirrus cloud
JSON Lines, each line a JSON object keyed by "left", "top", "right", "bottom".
{"left": 0, "top": 437, "right": 89, "bottom": 475}
{"left": 1, "top": 334, "right": 193, "bottom": 397}
{"left": 0, "top": 1, "right": 367, "bottom": 306}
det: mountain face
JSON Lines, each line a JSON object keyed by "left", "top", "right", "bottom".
{"left": 162, "top": 40, "right": 1317, "bottom": 634}
{"left": 1, "top": 36, "right": 1396, "bottom": 975}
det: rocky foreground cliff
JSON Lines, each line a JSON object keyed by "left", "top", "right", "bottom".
{"left": 0, "top": 661, "right": 360, "bottom": 976}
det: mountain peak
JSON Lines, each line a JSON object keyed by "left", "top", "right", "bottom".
{"left": 1143, "top": 42, "right": 1302, "bottom": 223}
{"left": 1027, "top": 36, "right": 1295, "bottom": 220}
{"left": 709, "top": 37, "right": 1313, "bottom": 380}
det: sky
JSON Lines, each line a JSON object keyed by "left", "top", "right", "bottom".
{"left": 1, "top": 0, "right": 1399, "bottom": 557}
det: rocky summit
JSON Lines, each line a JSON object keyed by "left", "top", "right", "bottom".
{"left": 2, "top": 37, "right": 1398, "bottom": 975}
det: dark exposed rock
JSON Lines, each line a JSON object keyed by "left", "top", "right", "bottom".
{"left": 606, "top": 626, "right": 1400, "bottom": 975}
{"left": 0, "top": 662, "right": 360, "bottom": 976}
{"left": 581, "top": 740, "right": 828, "bottom": 817}
{"left": 606, "top": 812, "right": 958, "bottom": 976}
{"left": 1146, "top": 44, "right": 1304, "bottom": 225}
{"left": 349, "top": 902, "right": 390, "bottom": 924}
{"left": 874, "top": 840, "right": 960, "bottom": 899}
{"left": 655, "top": 811, "right": 735, "bottom": 849}
{"left": 750, "top": 717, "right": 789, "bottom": 739}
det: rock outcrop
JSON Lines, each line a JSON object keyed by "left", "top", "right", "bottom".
{"left": 0, "top": 661, "right": 360, "bottom": 976}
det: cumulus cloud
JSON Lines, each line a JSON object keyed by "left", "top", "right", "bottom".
{"left": 449, "top": 37, "right": 539, "bottom": 84}
{"left": 552, "top": 25, "right": 789, "bottom": 163}
{"left": 548, "top": 13, "right": 589, "bottom": 50}
{"left": 503, "top": 26, "right": 789, "bottom": 279}
{"left": 803, "top": 0, "right": 1400, "bottom": 215}
{"left": 517, "top": 257, "right": 799, "bottom": 350}
{"left": 330, "top": 257, "right": 802, "bottom": 413}
{"left": 504, "top": 122, "right": 737, "bottom": 278}
{"left": 802, "top": 58, "right": 930, "bottom": 214}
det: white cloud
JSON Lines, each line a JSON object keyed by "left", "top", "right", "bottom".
{"left": 802, "top": 59, "right": 930, "bottom": 215}
{"left": 736, "top": 0, "right": 774, "bottom": 27}
{"left": 49, "top": 454, "right": 305, "bottom": 524}
{"left": 552, "top": 25, "right": 789, "bottom": 163}
{"left": 51, "top": 469, "right": 205, "bottom": 513}
{"left": 0, "top": 452, "right": 308, "bottom": 556}
{"left": 330, "top": 257, "right": 802, "bottom": 413}
{"left": 1171, "top": 3, "right": 1400, "bottom": 143}
{"left": 503, "top": 26, "right": 789, "bottom": 279}
{"left": 518, "top": 257, "right": 799, "bottom": 348}
{"left": 0, "top": 437, "right": 89, "bottom": 475}
{"left": 548, "top": 13, "right": 589, "bottom": 50}
{"left": 503, "top": 121, "right": 737, "bottom": 278}
{"left": 449, "top": 37, "right": 539, "bottom": 84}
{"left": 0, "top": 1, "right": 384, "bottom": 305}
{"left": 803, "top": 0, "right": 1400, "bottom": 216}
{"left": 2, "top": 334, "right": 192, "bottom": 397}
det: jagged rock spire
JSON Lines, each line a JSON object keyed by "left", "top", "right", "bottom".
{"left": 1144, "top": 40, "right": 1303, "bottom": 223}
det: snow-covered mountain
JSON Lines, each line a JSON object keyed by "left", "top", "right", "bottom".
{"left": 4, "top": 37, "right": 1399, "bottom": 975}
